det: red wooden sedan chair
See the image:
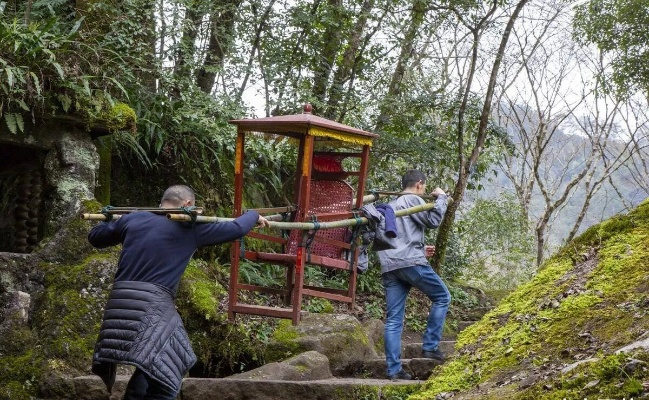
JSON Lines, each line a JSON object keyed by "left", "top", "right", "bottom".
{"left": 227, "top": 104, "right": 379, "bottom": 324}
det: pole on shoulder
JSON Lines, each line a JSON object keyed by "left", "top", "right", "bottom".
{"left": 167, "top": 200, "right": 441, "bottom": 230}
{"left": 362, "top": 190, "right": 441, "bottom": 202}
{"left": 82, "top": 213, "right": 121, "bottom": 221}
{"left": 81, "top": 207, "right": 204, "bottom": 221}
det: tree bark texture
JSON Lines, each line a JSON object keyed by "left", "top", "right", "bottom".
{"left": 196, "top": 0, "right": 242, "bottom": 94}
{"left": 324, "top": 0, "right": 375, "bottom": 121}
{"left": 374, "top": 0, "right": 427, "bottom": 133}
{"left": 311, "top": 0, "right": 345, "bottom": 115}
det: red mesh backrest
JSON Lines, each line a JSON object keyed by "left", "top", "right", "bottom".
{"left": 313, "top": 154, "right": 344, "bottom": 173}
{"left": 288, "top": 180, "right": 354, "bottom": 259}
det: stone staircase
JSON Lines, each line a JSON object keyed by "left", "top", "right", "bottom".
{"left": 70, "top": 353, "right": 440, "bottom": 399}
{"left": 72, "top": 375, "right": 422, "bottom": 400}
{"left": 51, "top": 300, "right": 495, "bottom": 400}
{"left": 64, "top": 326, "right": 480, "bottom": 400}
{"left": 352, "top": 340, "right": 456, "bottom": 381}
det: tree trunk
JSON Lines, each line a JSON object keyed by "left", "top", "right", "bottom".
{"left": 196, "top": 0, "right": 241, "bottom": 94}
{"left": 324, "top": 0, "right": 375, "bottom": 121}
{"left": 272, "top": 0, "right": 322, "bottom": 116}
{"left": 237, "top": 0, "right": 276, "bottom": 101}
{"left": 311, "top": 0, "right": 345, "bottom": 115}
{"left": 173, "top": 5, "right": 204, "bottom": 96}
{"left": 374, "top": 0, "right": 427, "bottom": 133}
{"left": 432, "top": 0, "right": 530, "bottom": 272}
{"left": 535, "top": 218, "right": 548, "bottom": 267}
{"left": 75, "top": 0, "right": 157, "bottom": 203}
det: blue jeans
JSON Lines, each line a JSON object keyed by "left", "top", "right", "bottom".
{"left": 382, "top": 265, "right": 451, "bottom": 376}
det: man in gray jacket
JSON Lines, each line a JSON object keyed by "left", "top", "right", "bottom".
{"left": 377, "top": 169, "right": 450, "bottom": 380}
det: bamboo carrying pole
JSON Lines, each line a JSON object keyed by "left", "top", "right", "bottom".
{"left": 100, "top": 206, "right": 204, "bottom": 214}
{"left": 82, "top": 211, "right": 287, "bottom": 222}
{"left": 81, "top": 207, "right": 204, "bottom": 221}
{"left": 83, "top": 193, "right": 447, "bottom": 226}
{"left": 167, "top": 199, "right": 444, "bottom": 230}
{"left": 362, "top": 191, "right": 440, "bottom": 201}
{"left": 83, "top": 214, "right": 124, "bottom": 221}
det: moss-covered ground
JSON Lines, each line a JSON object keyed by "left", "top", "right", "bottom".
{"left": 410, "top": 199, "right": 649, "bottom": 399}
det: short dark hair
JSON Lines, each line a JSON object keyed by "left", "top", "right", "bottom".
{"left": 401, "top": 169, "right": 426, "bottom": 190}
{"left": 160, "top": 185, "right": 195, "bottom": 207}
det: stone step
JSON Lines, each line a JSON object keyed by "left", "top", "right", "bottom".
{"left": 459, "top": 306, "right": 493, "bottom": 321}
{"left": 70, "top": 375, "right": 424, "bottom": 400}
{"left": 403, "top": 340, "right": 456, "bottom": 359}
{"left": 354, "top": 357, "right": 445, "bottom": 381}
{"left": 457, "top": 320, "right": 479, "bottom": 332}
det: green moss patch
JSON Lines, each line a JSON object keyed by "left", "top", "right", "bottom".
{"left": 33, "top": 254, "right": 116, "bottom": 367}
{"left": 265, "top": 320, "right": 304, "bottom": 362}
{"left": 0, "top": 251, "right": 115, "bottom": 398}
{"left": 515, "top": 351, "right": 649, "bottom": 400}
{"left": 177, "top": 259, "right": 272, "bottom": 377}
{"left": 0, "top": 351, "right": 42, "bottom": 400}
{"left": 410, "top": 199, "right": 649, "bottom": 399}
{"left": 177, "top": 259, "right": 227, "bottom": 322}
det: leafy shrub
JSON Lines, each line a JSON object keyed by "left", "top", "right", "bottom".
{"left": 303, "top": 297, "right": 334, "bottom": 314}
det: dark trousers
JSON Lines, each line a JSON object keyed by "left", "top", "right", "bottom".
{"left": 123, "top": 368, "right": 175, "bottom": 400}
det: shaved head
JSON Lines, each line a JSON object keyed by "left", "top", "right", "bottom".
{"left": 160, "top": 185, "right": 195, "bottom": 207}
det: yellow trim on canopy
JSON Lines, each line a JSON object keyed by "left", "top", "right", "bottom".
{"left": 308, "top": 127, "right": 374, "bottom": 147}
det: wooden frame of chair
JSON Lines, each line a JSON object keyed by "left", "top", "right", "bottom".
{"left": 226, "top": 105, "right": 377, "bottom": 324}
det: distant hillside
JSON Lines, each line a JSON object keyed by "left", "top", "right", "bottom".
{"left": 410, "top": 199, "right": 649, "bottom": 399}
{"left": 475, "top": 129, "right": 649, "bottom": 252}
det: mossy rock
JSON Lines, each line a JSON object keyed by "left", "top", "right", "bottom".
{"left": 80, "top": 95, "right": 137, "bottom": 134}
{"left": 265, "top": 313, "right": 379, "bottom": 376}
{"left": 176, "top": 259, "right": 269, "bottom": 378}
{"left": 0, "top": 200, "right": 114, "bottom": 399}
{"left": 228, "top": 351, "right": 333, "bottom": 381}
{"left": 0, "top": 351, "right": 43, "bottom": 400}
{"left": 101, "top": 102, "right": 137, "bottom": 133}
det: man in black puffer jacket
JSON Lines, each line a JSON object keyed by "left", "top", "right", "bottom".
{"left": 88, "top": 184, "right": 269, "bottom": 400}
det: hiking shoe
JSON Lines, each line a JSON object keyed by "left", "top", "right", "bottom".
{"left": 422, "top": 348, "right": 445, "bottom": 361}
{"left": 388, "top": 369, "right": 412, "bottom": 381}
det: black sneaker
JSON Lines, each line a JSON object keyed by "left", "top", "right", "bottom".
{"left": 422, "top": 348, "right": 445, "bottom": 361}
{"left": 389, "top": 369, "right": 412, "bottom": 381}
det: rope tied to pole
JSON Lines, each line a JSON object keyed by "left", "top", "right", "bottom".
{"left": 347, "top": 211, "right": 364, "bottom": 271}
{"left": 280, "top": 210, "right": 291, "bottom": 222}
{"left": 369, "top": 189, "right": 379, "bottom": 203}
{"left": 100, "top": 205, "right": 114, "bottom": 222}
{"left": 303, "top": 218, "right": 321, "bottom": 263}
{"left": 180, "top": 206, "right": 198, "bottom": 223}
